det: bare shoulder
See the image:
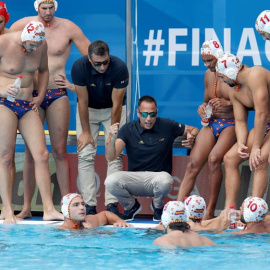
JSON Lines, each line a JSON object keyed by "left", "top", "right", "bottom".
{"left": 10, "top": 16, "right": 38, "bottom": 30}
{"left": 55, "top": 17, "right": 83, "bottom": 31}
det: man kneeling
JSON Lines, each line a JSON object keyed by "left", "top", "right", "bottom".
{"left": 58, "top": 193, "right": 131, "bottom": 230}
{"left": 153, "top": 201, "right": 215, "bottom": 248}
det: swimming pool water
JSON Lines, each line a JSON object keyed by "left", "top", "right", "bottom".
{"left": 0, "top": 225, "right": 269, "bottom": 270}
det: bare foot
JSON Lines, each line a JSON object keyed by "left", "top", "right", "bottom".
{"left": 16, "top": 209, "right": 32, "bottom": 219}
{"left": 3, "top": 213, "right": 17, "bottom": 224}
{"left": 43, "top": 210, "right": 64, "bottom": 221}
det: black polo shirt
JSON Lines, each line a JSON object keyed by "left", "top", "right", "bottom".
{"left": 118, "top": 117, "right": 185, "bottom": 174}
{"left": 71, "top": 55, "right": 129, "bottom": 109}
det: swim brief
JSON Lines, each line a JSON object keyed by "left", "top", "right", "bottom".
{"left": 32, "top": 88, "right": 67, "bottom": 109}
{"left": 0, "top": 97, "right": 33, "bottom": 119}
{"left": 209, "top": 118, "right": 235, "bottom": 140}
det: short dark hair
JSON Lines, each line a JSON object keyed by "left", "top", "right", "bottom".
{"left": 168, "top": 222, "right": 190, "bottom": 232}
{"left": 138, "top": 95, "right": 157, "bottom": 107}
{"left": 88, "top": 40, "right": 110, "bottom": 58}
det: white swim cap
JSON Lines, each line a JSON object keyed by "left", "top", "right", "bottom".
{"left": 161, "top": 201, "right": 188, "bottom": 229}
{"left": 216, "top": 53, "right": 242, "bottom": 82}
{"left": 21, "top": 21, "right": 45, "bottom": 44}
{"left": 61, "top": 193, "right": 83, "bottom": 219}
{"left": 243, "top": 197, "right": 268, "bottom": 223}
{"left": 255, "top": 10, "right": 270, "bottom": 34}
{"left": 34, "top": 0, "right": 58, "bottom": 12}
{"left": 201, "top": 39, "right": 224, "bottom": 60}
{"left": 185, "top": 195, "right": 206, "bottom": 220}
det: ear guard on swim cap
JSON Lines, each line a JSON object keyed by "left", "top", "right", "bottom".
{"left": 0, "top": 1, "right": 9, "bottom": 24}
{"left": 185, "top": 195, "right": 206, "bottom": 220}
{"left": 255, "top": 10, "right": 270, "bottom": 34}
{"left": 243, "top": 196, "right": 268, "bottom": 223}
{"left": 216, "top": 53, "right": 242, "bottom": 82}
{"left": 161, "top": 201, "right": 188, "bottom": 229}
{"left": 201, "top": 39, "right": 224, "bottom": 60}
{"left": 34, "top": 0, "right": 58, "bottom": 12}
{"left": 61, "top": 193, "right": 83, "bottom": 219}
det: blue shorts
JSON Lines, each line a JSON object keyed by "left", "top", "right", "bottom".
{"left": 209, "top": 118, "right": 235, "bottom": 140}
{"left": 0, "top": 97, "right": 33, "bottom": 119}
{"left": 33, "top": 88, "right": 67, "bottom": 110}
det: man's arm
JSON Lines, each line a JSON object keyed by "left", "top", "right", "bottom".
{"left": 75, "top": 84, "right": 95, "bottom": 152}
{"left": 69, "top": 21, "right": 91, "bottom": 56}
{"left": 181, "top": 125, "right": 200, "bottom": 148}
{"left": 249, "top": 69, "right": 269, "bottom": 170}
{"left": 111, "top": 87, "right": 127, "bottom": 124}
{"left": 105, "top": 123, "right": 126, "bottom": 162}
{"left": 32, "top": 41, "right": 49, "bottom": 110}
{"left": 83, "top": 211, "right": 130, "bottom": 229}
{"left": 229, "top": 88, "right": 249, "bottom": 158}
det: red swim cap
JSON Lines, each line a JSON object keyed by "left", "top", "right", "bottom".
{"left": 0, "top": 2, "right": 9, "bottom": 24}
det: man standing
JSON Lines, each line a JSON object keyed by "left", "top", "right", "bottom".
{"left": 10, "top": 0, "right": 91, "bottom": 219}
{"left": 255, "top": 10, "right": 270, "bottom": 40}
{"left": 71, "top": 40, "right": 129, "bottom": 216}
{"left": 105, "top": 95, "right": 199, "bottom": 221}
{"left": 216, "top": 53, "right": 270, "bottom": 209}
{"left": 0, "top": 21, "right": 63, "bottom": 223}
{"left": 177, "top": 40, "right": 236, "bottom": 219}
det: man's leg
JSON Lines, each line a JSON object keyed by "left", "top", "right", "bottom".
{"left": 103, "top": 106, "right": 126, "bottom": 206}
{"left": 205, "top": 126, "right": 236, "bottom": 219}
{"left": 252, "top": 133, "right": 270, "bottom": 197}
{"left": 18, "top": 111, "right": 63, "bottom": 221}
{"left": 0, "top": 106, "right": 18, "bottom": 223}
{"left": 224, "top": 143, "right": 245, "bottom": 209}
{"left": 177, "top": 127, "right": 216, "bottom": 201}
{"left": 76, "top": 106, "right": 100, "bottom": 212}
{"left": 16, "top": 108, "right": 46, "bottom": 219}
{"left": 105, "top": 171, "right": 172, "bottom": 209}
{"left": 46, "top": 96, "right": 70, "bottom": 196}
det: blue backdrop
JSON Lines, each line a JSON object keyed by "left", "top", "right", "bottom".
{"left": 5, "top": 0, "right": 270, "bottom": 154}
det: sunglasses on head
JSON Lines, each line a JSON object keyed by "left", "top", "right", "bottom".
{"left": 92, "top": 58, "right": 110, "bottom": 67}
{"left": 139, "top": 111, "right": 157, "bottom": 118}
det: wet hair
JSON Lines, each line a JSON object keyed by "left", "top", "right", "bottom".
{"left": 190, "top": 218, "right": 201, "bottom": 223}
{"left": 138, "top": 95, "right": 157, "bottom": 107}
{"left": 88, "top": 40, "right": 109, "bottom": 58}
{"left": 168, "top": 222, "right": 190, "bottom": 232}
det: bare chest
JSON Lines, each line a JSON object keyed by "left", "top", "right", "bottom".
{"left": 0, "top": 49, "right": 40, "bottom": 74}
{"left": 45, "top": 27, "right": 71, "bottom": 57}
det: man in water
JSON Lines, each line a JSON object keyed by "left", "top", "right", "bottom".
{"left": 255, "top": 10, "right": 270, "bottom": 40}
{"left": 58, "top": 193, "right": 131, "bottom": 230}
{"left": 153, "top": 201, "right": 215, "bottom": 248}
{"left": 235, "top": 197, "right": 269, "bottom": 234}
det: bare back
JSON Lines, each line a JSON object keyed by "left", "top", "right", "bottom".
{"left": 154, "top": 230, "right": 215, "bottom": 248}
{"left": 11, "top": 16, "right": 90, "bottom": 89}
{"left": 230, "top": 66, "right": 270, "bottom": 123}
{"left": 0, "top": 31, "right": 47, "bottom": 101}
{"left": 204, "top": 70, "right": 234, "bottom": 118}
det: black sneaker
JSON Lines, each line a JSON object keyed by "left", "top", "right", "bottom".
{"left": 151, "top": 201, "right": 163, "bottom": 221}
{"left": 121, "top": 199, "right": 142, "bottom": 221}
{"left": 85, "top": 204, "right": 97, "bottom": 215}
{"left": 106, "top": 202, "right": 121, "bottom": 217}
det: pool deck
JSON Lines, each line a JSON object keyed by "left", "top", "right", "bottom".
{"left": 0, "top": 217, "right": 159, "bottom": 229}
